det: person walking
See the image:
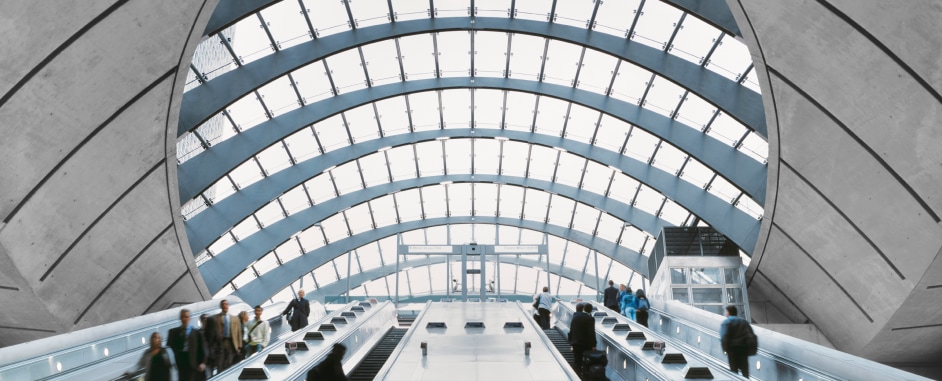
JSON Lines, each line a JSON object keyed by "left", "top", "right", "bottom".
{"left": 307, "top": 343, "right": 349, "bottom": 381}
{"left": 212, "top": 299, "right": 242, "bottom": 371}
{"left": 568, "top": 303, "right": 597, "bottom": 377}
{"left": 721, "top": 305, "right": 757, "bottom": 378}
{"left": 128, "top": 332, "right": 174, "bottom": 381}
{"left": 620, "top": 287, "right": 635, "bottom": 320}
{"left": 534, "top": 286, "right": 554, "bottom": 329}
{"left": 635, "top": 289, "right": 650, "bottom": 327}
{"left": 602, "top": 280, "right": 619, "bottom": 311}
{"left": 245, "top": 305, "right": 271, "bottom": 358}
{"left": 282, "top": 290, "right": 311, "bottom": 332}
{"left": 167, "top": 309, "right": 207, "bottom": 381}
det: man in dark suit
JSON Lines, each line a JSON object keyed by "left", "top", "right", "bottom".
{"left": 569, "top": 303, "right": 597, "bottom": 376}
{"left": 168, "top": 309, "right": 208, "bottom": 381}
{"left": 282, "top": 290, "right": 311, "bottom": 331}
{"left": 168, "top": 309, "right": 194, "bottom": 381}
{"left": 603, "top": 280, "right": 619, "bottom": 311}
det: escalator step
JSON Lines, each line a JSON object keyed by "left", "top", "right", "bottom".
{"left": 348, "top": 328, "right": 410, "bottom": 381}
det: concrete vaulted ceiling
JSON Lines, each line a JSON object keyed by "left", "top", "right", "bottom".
{"left": 1, "top": 1, "right": 940, "bottom": 376}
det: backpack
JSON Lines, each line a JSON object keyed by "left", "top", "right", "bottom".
{"left": 637, "top": 298, "right": 649, "bottom": 311}
{"left": 582, "top": 350, "right": 609, "bottom": 381}
{"left": 744, "top": 326, "right": 758, "bottom": 356}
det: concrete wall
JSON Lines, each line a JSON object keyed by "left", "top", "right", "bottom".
{"left": 730, "top": 0, "right": 942, "bottom": 368}
{"left": 0, "top": 0, "right": 217, "bottom": 346}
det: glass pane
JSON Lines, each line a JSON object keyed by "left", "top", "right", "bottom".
{"left": 724, "top": 268, "right": 741, "bottom": 284}
{"left": 697, "top": 304, "right": 723, "bottom": 314}
{"left": 670, "top": 268, "right": 687, "bottom": 284}
{"left": 690, "top": 268, "right": 722, "bottom": 285}
{"left": 726, "top": 287, "right": 743, "bottom": 304}
{"left": 691, "top": 288, "right": 722, "bottom": 304}
{"left": 672, "top": 287, "right": 689, "bottom": 303}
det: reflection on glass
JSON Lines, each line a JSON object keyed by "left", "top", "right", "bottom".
{"left": 690, "top": 267, "right": 722, "bottom": 285}
{"left": 726, "top": 287, "right": 743, "bottom": 304}
{"left": 670, "top": 267, "right": 687, "bottom": 284}
{"left": 724, "top": 268, "right": 741, "bottom": 284}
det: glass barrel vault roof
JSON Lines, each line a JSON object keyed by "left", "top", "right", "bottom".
{"left": 178, "top": 0, "right": 767, "bottom": 305}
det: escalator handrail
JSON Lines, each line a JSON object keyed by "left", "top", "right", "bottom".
{"left": 554, "top": 301, "right": 673, "bottom": 381}
{"left": 209, "top": 301, "right": 357, "bottom": 380}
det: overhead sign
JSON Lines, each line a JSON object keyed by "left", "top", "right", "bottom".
{"left": 494, "top": 245, "right": 540, "bottom": 253}
{"left": 406, "top": 245, "right": 453, "bottom": 253}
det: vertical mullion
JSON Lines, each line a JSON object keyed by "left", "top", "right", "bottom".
{"left": 286, "top": 73, "right": 305, "bottom": 106}
{"left": 394, "top": 38, "right": 407, "bottom": 81}
{"left": 322, "top": 60, "right": 338, "bottom": 96}
{"left": 495, "top": 184, "right": 502, "bottom": 217}
{"left": 537, "top": 38, "right": 550, "bottom": 81}
{"left": 576, "top": 160, "right": 589, "bottom": 189}
{"left": 443, "top": 184, "right": 452, "bottom": 217}
{"left": 572, "top": 47, "right": 587, "bottom": 87}
{"left": 412, "top": 145, "right": 420, "bottom": 178}
{"left": 626, "top": 0, "right": 646, "bottom": 39}
{"left": 701, "top": 32, "right": 725, "bottom": 67}
{"left": 218, "top": 33, "right": 241, "bottom": 67}
{"left": 559, "top": 103, "right": 573, "bottom": 137}
{"left": 382, "top": 150, "right": 394, "bottom": 182}
{"left": 372, "top": 103, "right": 385, "bottom": 137}
{"left": 519, "top": 188, "right": 528, "bottom": 219}
{"left": 503, "top": 34, "right": 513, "bottom": 78}
{"left": 254, "top": 90, "right": 274, "bottom": 119}
{"left": 664, "top": 13, "right": 686, "bottom": 51}
{"left": 367, "top": 201, "right": 377, "bottom": 229}
{"left": 589, "top": 112, "right": 603, "bottom": 144}
{"left": 342, "top": 0, "right": 357, "bottom": 29}
{"left": 588, "top": 0, "right": 602, "bottom": 29}
{"left": 671, "top": 90, "right": 689, "bottom": 119}
{"left": 355, "top": 159, "right": 367, "bottom": 189}
{"left": 418, "top": 187, "right": 427, "bottom": 219}
{"left": 256, "top": 13, "right": 279, "bottom": 51}
{"left": 530, "top": 96, "right": 541, "bottom": 133}
{"left": 301, "top": 182, "right": 315, "bottom": 206}
{"left": 341, "top": 210, "right": 353, "bottom": 237}
{"left": 327, "top": 169, "right": 340, "bottom": 197}
{"left": 648, "top": 140, "right": 663, "bottom": 165}
{"left": 404, "top": 94, "right": 416, "bottom": 132}
{"left": 298, "top": 0, "right": 318, "bottom": 39}
{"left": 437, "top": 91, "right": 445, "bottom": 129}
{"left": 357, "top": 46, "right": 372, "bottom": 87}
{"left": 341, "top": 112, "right": 354, "bottom": 144}
{"left": 431, "top": 33, "right": 442, "bottom": 78}
{"left": 605, "top": 60, "right": 622, "bottom": 96}
{"left": 638, "top": 73, "right": 657, "bottom": 106}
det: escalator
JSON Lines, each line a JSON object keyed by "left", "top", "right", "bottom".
{"left": 347, "top": 328, "right": 408, "bottom": 381}
{"left": 543, "top": 328, "right": 576, "bottom": 373}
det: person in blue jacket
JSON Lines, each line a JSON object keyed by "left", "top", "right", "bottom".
{"left": 620, "top": 287, "right": 635, "bottom": 320}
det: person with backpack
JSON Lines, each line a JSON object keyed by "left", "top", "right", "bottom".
{"left": 620, "top": 287, "right": 635, "bottom": 320}
{"left": 721, "top": 305, "right": 758, "bottom": 378}
{"left": 634, "top": 289, "right": 650, "bottom": 327}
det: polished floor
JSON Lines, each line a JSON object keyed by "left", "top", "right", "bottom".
{"left": 380, "top": 302, "right": 578, "bottom": 380}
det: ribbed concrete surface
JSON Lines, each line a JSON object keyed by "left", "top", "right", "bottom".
{"left": 731, "top": 0, "right": 942, "bottom": 366}
{"left": 0, "top": 0, "right": 215, "bottom": 346}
